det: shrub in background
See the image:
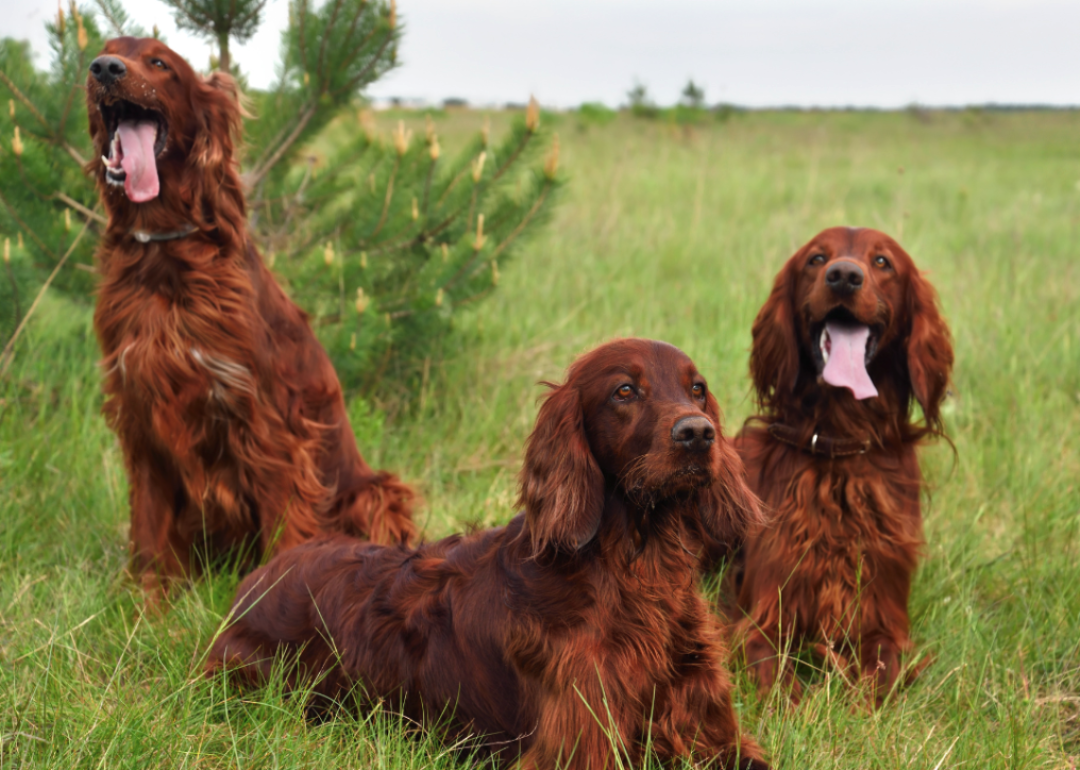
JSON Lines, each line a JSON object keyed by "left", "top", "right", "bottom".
{"left": 576, "top": 101, "right": 617, "bottom": 128}
{"left": 680, "top": 79, "right": 705, "bottom": 109}
{"left": 626, "top": 79, "right": 660, "bottom": 119}
{"left": 619, "top": 78, "right": 738, "bottom": 126}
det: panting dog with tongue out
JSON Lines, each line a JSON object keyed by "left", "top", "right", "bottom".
{"left": 85, "top": 38, "right": 417, "bottom": 601}
{"left": 707, "top": 226, "right": 953, "bottom": 707}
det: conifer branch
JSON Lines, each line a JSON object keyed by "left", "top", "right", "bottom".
{"left": 246, "top": 113, "right": 296, "bottom": 180}
{"left": 362, "top": 341, "right": 395, "bottom": 398}
{"left": 421, "top": 157, "right": 436, "bottom": 214}
{"left": 15, "top": 158, "right": 50, "bottom": 201}
{"left": 55, "top": 193, "right": 107, "bottom": 225}
{"left": 315, "top": 0, "right": 345, "bottom": 86}
{"left": 491, "top": 130, "right": 535, "bottom": 183}
{"left": 244, "top": 102, "right": 318, "bottom": 187}
{"left": 62, "top": 142, "right": 87, "bottom": 167}
{"left": 371, "top": 156, "right": 399, "bottom": 238}
{"left": 235, "top": 1, "right": 268, "bottom": 29}
{"left": 454, "top": 286, "right": 494, "bottom": 308}
{"left": 442, "top": 182, "right": 552, "bottom": 295}
{"left": 338, "top": 0, "right": 371, "bottom": 72}
{"left": 93, "top": 0, "right": 131, "bottom": 36}
{"left": 0, "top": 188, "right": 55, "bottom": 259}
{"left": 436, "top": 164, "right": 472, "bottom": 207}
{"left": 356, "top": 205, "right": 431, "bottom": 255}
{"left": 331, "top": 31, "right": 393, "bottom": 99}
{"left": 489, "top": 183, "right": 552, "bottom": 262}
{"left": 56, "top": 51, "right": 88, "bottom": 141}
{"left": 443, "top": 246, "right": 483, "bottom": 293}
{"left": 0, "top": 71, "right": 52, "bottom": 132}
{"left": 0, "top": 71, "right": 87, "bottom": 166}
{"left": 297, "top": 0, "right": 309, "bottom": 64}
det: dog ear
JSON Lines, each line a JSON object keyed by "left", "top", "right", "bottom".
{"left": 698, "top": 393, "right": 764, "bottom": 548}
{"left": 190, "top": 71, "right": 244, "bottom": 170}
{"left": 904, "top": 264, "right": 954, "bottom": 432}
{"left": 186, "top": 71, "right": 248, "bottom": 242}
{"left": 518, "top": 382, "right": 605, "bottom": 555}
{"left": 749, "top": 255, "right": 801, "bottom": 410}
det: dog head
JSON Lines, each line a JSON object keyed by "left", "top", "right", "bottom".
{"left": 750, "top": 227, "right": 953, "bottom": 431}
{"left": 86, "top": 37, "right": 242, "bottom": 208}
{"left": 519, "top": 338, "right": 760, "bottom": 555}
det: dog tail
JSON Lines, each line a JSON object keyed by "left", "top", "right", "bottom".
{"left": 333, "top": 471, "right": 419, "bottom": 546}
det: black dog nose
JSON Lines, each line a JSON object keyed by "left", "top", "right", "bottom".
{"left": 825, "top": 260, "right": 864, "bottom": 296}
{"left": 671, "top": 416, "right": 715, "bottom": 453}
{"left": 90, "top": 56, "right": 127, "bottom": 86}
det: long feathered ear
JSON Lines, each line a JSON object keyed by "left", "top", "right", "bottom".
{"left": 905, "top": 266, "right": 954, "bottom": 432}
{"left": 518, "top": 383, "right": 604, "bottom": 555}
{"left": 187, "top": 71, "right": 248, "bottom": 248}
{"left": 191, "top": 71, "right": 244, "bottom": 171}
{"left": 698, "top": 393, "right": 764, "bottom": 548}
{"left": 749, "top": 256, "right": 801, "bottom": 410}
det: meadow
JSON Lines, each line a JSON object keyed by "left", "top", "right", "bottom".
{"left": 2, "top": 107, "right": 1079, "bottom": 768}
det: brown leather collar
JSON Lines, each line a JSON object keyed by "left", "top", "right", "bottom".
{"left": 767, "top": 422, "right": 870, "bottom": 458}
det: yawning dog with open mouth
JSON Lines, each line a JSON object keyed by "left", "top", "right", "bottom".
{"left": 87, "top": 41, "right": 179, "bottom": 204}
{"left": 97, "top": 90, "right": 167, "bottom": 202}
{"left": 85, "top": 38, "right": 417, "bottom": 601}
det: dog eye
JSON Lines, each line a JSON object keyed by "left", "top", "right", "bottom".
{"left": 612, "top": 384, "right": 636, "bottom": 401}
{"left": 808, "top": 254, "right": 826, "bottom": 266}
{"left": 149, "top": 58, "right": 168, "bottom": 70}
{"left": 874, "top": 255, "right": 890, "bottom": 269}
{"left": 692, "top": 383, "right": 706, "bottom": 399}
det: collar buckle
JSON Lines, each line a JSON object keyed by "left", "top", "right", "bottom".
{"left": 768, "top": 423, "right": 871, "bottom": 458}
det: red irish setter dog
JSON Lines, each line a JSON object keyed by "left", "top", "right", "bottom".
{"left": 86, "top": 38, "right": 416, "bottom": 596}
{"left": 207, "top": 339, "right": 769, "bottom": 770}
{"left": 727, "top": 227, "right": 953, "bottom": 704}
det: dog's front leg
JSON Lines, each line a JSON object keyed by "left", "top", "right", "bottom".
{"left": 126, "top": 449, "right": 191, "bottom": 603}
{"left": 649, "top": 636, "right": 770, "bottom": 770}
{"left": 520, "top": 669, "right": 640, "bottom": 770}
{"left": 859, "top": 630, "right": 918, "bottom": 707}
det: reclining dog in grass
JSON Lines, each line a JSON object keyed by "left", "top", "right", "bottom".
{"left": 207, "top": 338, "right": 769, "bottom": 770}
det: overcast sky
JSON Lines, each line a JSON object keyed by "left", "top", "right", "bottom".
{"left": 5, "top": 0, "right": 1078, "bottom": 108}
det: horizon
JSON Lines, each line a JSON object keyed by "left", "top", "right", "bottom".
{"left": 370, "top": 99, "right": 1080, "bottom": 112}
{"left": 4, "top": 0, "right": 1079, "bottom": 110}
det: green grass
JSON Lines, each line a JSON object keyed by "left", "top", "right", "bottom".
{"left": 2, "top": 109, "right": 1080, "bottom": 768}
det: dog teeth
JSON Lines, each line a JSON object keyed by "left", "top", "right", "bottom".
{"left": 820, "top": 328, "right": 829, "bottom": 364}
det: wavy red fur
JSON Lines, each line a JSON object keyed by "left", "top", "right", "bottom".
{"left": 207, "top": 339, "right": 768, "bottom": 770}
{"left": 86, "top": 38, "right": 416, "bottom": 598}
{"left": 722, "top": 227, "right": 953, "bottom": 705}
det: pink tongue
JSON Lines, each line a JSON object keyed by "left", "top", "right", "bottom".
{"left": 117, "top": 121, "right": 160, "bottom": 203}
{"left": 821, "top": 322, "right": 879, "bottom": 400}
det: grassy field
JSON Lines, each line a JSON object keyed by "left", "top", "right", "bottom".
{"left": 2, "top": 108, "right": 1079, "bottom": 768}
